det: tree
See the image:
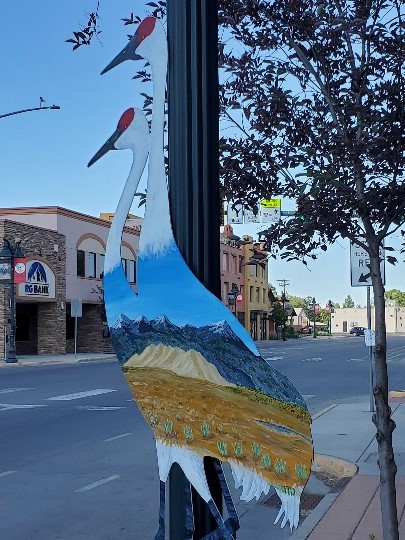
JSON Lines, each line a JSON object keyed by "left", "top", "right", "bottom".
{"left": 217, "top": 2, "right": 404, "bottom": 537}
{"left": 343, "top": 295, "right": 355, "bottom": 308}
{"left": 270, "top": 301, "right": 288, "bottom": 327}
{"left": 386, "top": 289, "right": 405, "bottom": 307}
{"left": 69, "top": 2, "right": 404, "bottom": 536}
{"left": 287, "top": 294, "right": 307, "bottom": 308}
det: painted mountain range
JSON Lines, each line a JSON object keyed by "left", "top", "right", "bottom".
{"left": 110, "top": 314, "right": 306, "bottom": 408}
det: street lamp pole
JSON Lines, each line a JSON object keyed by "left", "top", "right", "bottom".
{"left": 0, "top": 239, "right": 26, "bottom": 363}
{"left": 0, "top": 104, "right": 60, "bottom": 120}
{"left": 312, "top": 297, "right": 317, "bottom": 338}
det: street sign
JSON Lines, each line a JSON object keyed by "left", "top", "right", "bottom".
{"left": 350, "top": 242, "right": 385, "bottom": 287}
{"left": 244, "top": 204, "right": 261, "bottom": 223}
{"left": 364, "top": 329, "right": 376, "bottom": 347}
{"left": 71, "top": 299, "right": 83, "bottom": 318}
{"left": 227, "top": 203, "right": 243, "bottom": 224}
{"left": 261, "top": 199, "right": 281, "bottom": 223}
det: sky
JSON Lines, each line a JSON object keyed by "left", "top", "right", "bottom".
{"left": 0, "top": 1, "right": 403, "bottom": 308}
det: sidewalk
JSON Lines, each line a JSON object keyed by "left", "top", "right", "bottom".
{"left": 303, "top": 398, "right": 405, "bottom": 539}
{"left": 0, "top": 352, "right": 116, "bottom": 367}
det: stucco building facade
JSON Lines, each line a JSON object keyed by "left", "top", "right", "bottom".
{"left": 0, "top": 207, "right": 139, "bottom": 357}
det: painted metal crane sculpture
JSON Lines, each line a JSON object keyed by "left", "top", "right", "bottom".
{"left": 88, "top": 16, "right": 313, "bottom": 540}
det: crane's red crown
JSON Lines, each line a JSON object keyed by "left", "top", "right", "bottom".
{"left": 118, "top": 108, "right": 135, "bottom": 132}
{"left": 136, "top": 17, "right": 156, "bottom": 44}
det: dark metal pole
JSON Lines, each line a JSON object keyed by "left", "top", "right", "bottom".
{"left": 167, "top": 1, "right": 222, "bottom": 538}
{"left": 7, "top": 250, "right": 17, "bottom": 363}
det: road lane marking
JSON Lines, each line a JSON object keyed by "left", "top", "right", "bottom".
{"left": 76, "top": 406, "right": 125, "bottom": 411}
{"left": 312, "top": 404, "right": 337, "bottom": 419}
{"left": 0, "top": 404, "right": 47, "bottom": 411}
{"left": 75, "top": 475, "right": 120, "bottom": 493}
{"left": 302, "top": 395, "right": 315, "bottom": 400}
{"left": 302, "top": 358, "right": 323, "bottom": 362}
{"left": 104, "top": 432, "right": 133, "bottom": 442}
{"left": 0, "top": 471, "right": 17, "bottom": 478}
{"left": 46, "top": 389, "right": 117, "bottom": 401}
{"left": 0, "top": 388, "right": 34, "bottom": 394}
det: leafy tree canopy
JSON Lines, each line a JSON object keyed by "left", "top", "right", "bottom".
{"left": 385, "top": 289, "right": 405, "bottom": 307}
{"left": 343, "top": 294, "right": 355, "bottom": 308}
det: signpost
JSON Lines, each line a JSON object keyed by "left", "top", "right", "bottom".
{"left": 350, "top": 242, "right": 382, "bottom": 412}
{"left": 350, "top": 242, "right": 385, "bottom": 287}
{"left": 71, "top": 299, "right": 82, "bottom": 358}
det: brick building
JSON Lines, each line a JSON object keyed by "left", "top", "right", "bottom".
{"left": 0, "top": 207, "right": 139, "bottom": 357}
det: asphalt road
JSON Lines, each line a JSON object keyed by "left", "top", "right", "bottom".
{"left": 1, "top": 335, "right": 404, "bottom": 539}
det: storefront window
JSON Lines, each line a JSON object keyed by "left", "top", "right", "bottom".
{"left": 87, "top": 252, "right": 96, "bottom": 278}
{"left": 99, "top": 254, "right": 105, "bottom": 278}
{"left": 128, "top": 259, "right": 136, "bottom": 283}
{"left": 77, "top": 250, "right": 85, "bottom": 277}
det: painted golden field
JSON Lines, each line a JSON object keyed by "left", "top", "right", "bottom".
{"left": 124, "top": 365, "right": 312, "bottom": 490}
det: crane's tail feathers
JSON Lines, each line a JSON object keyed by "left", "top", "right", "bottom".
{"left": 156, "top": 441, "right": 211, "bottom": 502}
{"left": 230, "top": 460, "right": 302, "bottom": 530}
{"left": 274, "top": 486, "right": 303, "bottom": 531}
{"left": 229, "top": 460, "right": 271, "bottom": 501}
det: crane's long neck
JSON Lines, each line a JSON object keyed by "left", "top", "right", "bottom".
{"left": 139, "top": 48, "right": 173, "bottom": 257}
{"left": 105, "top": 156, "right": 145, "bottom": 274}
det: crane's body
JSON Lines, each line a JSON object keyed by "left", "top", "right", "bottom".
{"left": 89, "top": 16, "right": 313, "bottom": 539}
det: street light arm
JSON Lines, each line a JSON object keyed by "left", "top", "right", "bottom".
{"left": 0, "top": 105, "right": 61, "bottom": 119}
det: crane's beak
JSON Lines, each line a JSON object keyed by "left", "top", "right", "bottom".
{"left": 101, "top": 34, "right": 142, "bottom": 75}
{"left": 88, "top": 128, "right": 121, "bottom": 167}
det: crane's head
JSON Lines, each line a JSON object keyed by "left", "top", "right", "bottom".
{"left": 101, "top": 16, "right": 165, "bottom": 75}
{"left": 87, "top": 107, "right": 149, "bottom": 167}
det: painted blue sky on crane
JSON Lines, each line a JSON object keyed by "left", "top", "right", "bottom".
{"left": 104, "top": 241, "right": 259, "bottom": 356}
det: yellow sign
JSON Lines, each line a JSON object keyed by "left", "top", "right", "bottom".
{"left": 261, "top": 199, "right": 281, "bottom": 208}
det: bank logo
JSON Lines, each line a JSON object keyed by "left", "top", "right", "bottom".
{"left": 25, "top": 261, "right": 50, "bottom": 295}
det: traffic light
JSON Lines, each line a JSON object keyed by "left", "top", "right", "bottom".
{"left": 297, "top": 196, "right": 314, "bottom": 222}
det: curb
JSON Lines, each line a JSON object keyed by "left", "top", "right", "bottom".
{"left": 0, "top": 355, "right": 116, "bottom": 368}
{"left": 312, "top": 453, "right": 358, "bottom": 479}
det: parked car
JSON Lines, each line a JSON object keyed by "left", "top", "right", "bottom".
{"left": 298, "top": 326, "right": 312, "bottom": 334}
{"left": 350, "top": 326, "right": 365, "bottom": 336}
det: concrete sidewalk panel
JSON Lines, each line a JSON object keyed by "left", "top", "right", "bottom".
{"left": 307, "top": 476, "right": 379, "bottom": 540}
{"left": 312, "top": 404, "right": 376, "bottom": 464}
{"left": 353, "top": 476, "right": 405, "bottom": 539}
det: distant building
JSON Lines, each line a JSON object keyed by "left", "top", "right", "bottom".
{"left": 331, "top": 305, "right": 405, "bottom": 333}
{"left": 0, "top": 206, "right": 139, "bottom": 357}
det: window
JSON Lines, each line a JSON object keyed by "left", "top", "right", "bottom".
{"left": 222, "top": 252, "right": 228, "bottom": 272}
{"left": 263, "top": 288, "right": 267, "bottom": 304}
{"left": 256, "top": 287, "right": 260, "bottom": 303}
{"left": 121, "top": 258, "right": 127, "bottom": 275}
{"left": 248, "top": 265, "right": 256, "bottom": 277}
{"left": 231, "top": 255, "right": 236, "bottom": 274}
{"left": 250, "top": 286, "right": 254, "bottom": 302}
{"left": 77, "top": 250, "right": 85, "bottom": 277}
{"left": 238, "top": 256, "right": 243, "bottom": 273}
{"left": 87, "top": 252, "right": 96, "bottom": 278}
{"left": 99, "top": 254, "right": 105, "bottom": 278}
{"left": 128, "top": 259, "right": 136, "bottom": 283}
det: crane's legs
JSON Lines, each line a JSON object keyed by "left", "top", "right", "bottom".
{"left": 212, "top": 459, "right": 240, "bottom": 535}
{"left": 154, "top": 480, "right": 166, "bottom": 540}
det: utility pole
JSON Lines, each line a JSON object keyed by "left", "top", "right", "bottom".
{"left": 277, "top": 279, "right": 290, "bottom": 298}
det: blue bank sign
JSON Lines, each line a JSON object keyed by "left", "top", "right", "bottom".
{"left": 18, "top": 260, "right": 56, "bottom": 299}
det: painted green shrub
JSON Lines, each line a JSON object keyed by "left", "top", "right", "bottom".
{"left": 232, "top": 442, "right": 244, "bottom": 458}
{"left": 217, "top": 441, "right": 228, "bottom": 457}
{"left": 252, "top": 442, "right": 262, "bottom": 459}
{"left": 176, "top": 412, "right": 182, "bottom": 421}
{"left": 200, "top": 422, "right": 211, "bottom": 437}
{"left": 295, "top": 463, "right": 308, "bottom": 480}
{"left": 261, "top": 453, "right": 272, "bottom": 469}
{"left": 183, "top": 425, "right": 193, "bottom": 442}
{"left": 149, "top": 411, "right": 158, "bottom": 427}
{"left": 275, "top": 458, "right": 287, "bottom": 475}
{"left": 164, "top": 419, "right": 173, "bottom": 435}
{"left": 216, "top": 423, "right": 224, "bottom": 433}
